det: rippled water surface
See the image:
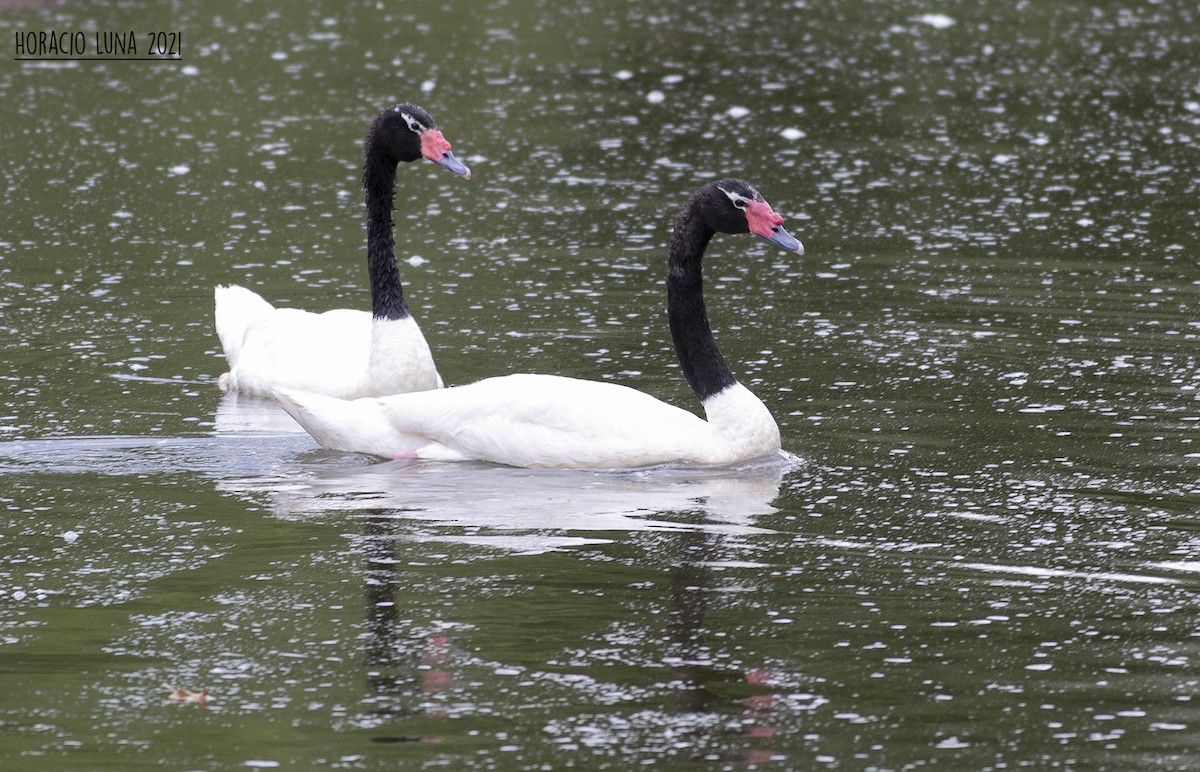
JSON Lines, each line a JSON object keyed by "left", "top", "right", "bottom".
{"left": 2, "top": 0, "right": 1198, "bottom": 768}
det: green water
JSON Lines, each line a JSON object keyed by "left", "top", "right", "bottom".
{"left": 1, "top": 0, "right": 1198, "bottom": 768}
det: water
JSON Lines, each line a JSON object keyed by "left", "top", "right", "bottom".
{"left": 2, "top": 0, "right": 1199, "bottom": 768}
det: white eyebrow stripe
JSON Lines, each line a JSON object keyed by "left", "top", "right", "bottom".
{"left": 398, "top": 111, "right": 427, "bottom": 132}
{"left": 717, "top": 185, "right": 750, "bottom": 206}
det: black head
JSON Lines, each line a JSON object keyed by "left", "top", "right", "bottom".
{"left": 365, "top": 103, "right": 471, "bottom": 178}
{"left": 700, "top": 178, "right": 803, "bottom": 253}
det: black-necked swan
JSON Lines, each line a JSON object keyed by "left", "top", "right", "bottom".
{"left": 274, "top": 179, "right": 803, "bottom": 469}
{"left": 214, "top": 103, "right": 470, "bottom": 398}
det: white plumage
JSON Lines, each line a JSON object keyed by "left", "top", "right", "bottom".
{"left": 275, "top": 375, "right": 779, "bottom": 468}
{"left": 215, "top": 287, "right": 441, "bottom": 398}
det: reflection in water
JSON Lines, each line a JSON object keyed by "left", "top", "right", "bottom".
{"left": 211, "top": 418, "right": 801, "bottom": 756}
{"left": 212, "top": 391, "right": 307, "bottom": 435}
{"left": 358, "top": 511, "right": 449, "bottom": 744}
{"left": 209, "top": 406, "right": 800, "bottom": 755}
{"left": 1, "top": 424, "right": 1194, "bottom": 766}
{"left": 663, "top": 527, "right": 785, "bottom": 764}
{"left": 265, "top": 438, "right": 798, "bottom": 755}
{"left": 348, "top": 499, "right": 795, "bottom": 760}
{"left": 218, "top": 447, "right": 795, "bottom": 541}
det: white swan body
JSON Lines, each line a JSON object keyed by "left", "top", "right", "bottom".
{"left": 215, "top": 286, "right": 441, "bottom": 398}
{"left": 214, "top": 103, "right": 469, "bottom": 398}
{"left": 276, "top": 179, "right": 804, "bottom": 470}
{"left": 275, "top": 375, "right": 780, "bottom": 468}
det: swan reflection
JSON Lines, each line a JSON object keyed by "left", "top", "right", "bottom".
{"left": 213, "top": 390, "right": 804, "bottom": 755}
{"left": 218, "top": 444, "right": 797, "bottom": 539}
{"left": 212, "top": 391, "right": 307, "bottom": 435}
{"left": 343, "top": 507, "right": 801, "bottom": 753}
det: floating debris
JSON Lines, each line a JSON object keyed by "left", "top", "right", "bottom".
{"left": 163, "top": 682, "right": 209, "bottom": 706}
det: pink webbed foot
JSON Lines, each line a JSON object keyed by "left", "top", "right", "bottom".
{"left": 393, "top": 449, "right": 418, "bottom": 461}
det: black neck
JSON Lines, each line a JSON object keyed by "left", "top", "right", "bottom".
{"left": 667, "top": 203, "right": 738, "bottom": 402}
{"left": 363, "top": 144, "right": 409, "bottom": 321}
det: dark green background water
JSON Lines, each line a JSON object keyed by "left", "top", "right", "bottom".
{"left": 2, "top": 0, "right": 1198, "bottom": 768}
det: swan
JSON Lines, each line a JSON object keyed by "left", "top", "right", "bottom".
{"left": 274, "top": 179, "right": 804, "bottom": 469}
{"left": 214, "top": 103, "right": 471, "bottom": 398}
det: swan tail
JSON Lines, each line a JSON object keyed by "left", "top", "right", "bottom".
{"left": 214, "top": 285, "right": 276, "bottom": 365}
{"left": 274, "top": 387, "right": 429, "bottom": 459}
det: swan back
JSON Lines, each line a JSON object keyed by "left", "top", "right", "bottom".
{"left": 222, "top": 308, "right": 372, "bottom": 397}
{"left": 276, "top": 374, "right": 772, "bottom": 469}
